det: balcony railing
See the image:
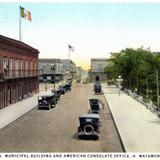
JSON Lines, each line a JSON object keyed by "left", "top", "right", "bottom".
{"left": 1, "top": 70, "right": 40, "bottom": 79}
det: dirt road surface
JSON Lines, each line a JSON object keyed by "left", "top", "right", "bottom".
{"left": 0, "top": 84, "right": 123, "bottom": 152}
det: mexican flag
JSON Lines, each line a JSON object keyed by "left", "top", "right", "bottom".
{"left": 20, "top": 6, "right": 32, "bottom": 22}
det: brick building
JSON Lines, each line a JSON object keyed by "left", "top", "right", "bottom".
{"left": 0, "top": 35, "right": 39, "bottom": 109}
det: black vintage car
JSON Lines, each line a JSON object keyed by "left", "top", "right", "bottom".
{"left": 51, "top": 89, "right": 61, "bottom": 101}
{"left": 89, "top": 97, "right": 104, "bottom": 114}
{"left": 38, "top": 94, "right": 56, "bottom": 110}
{"left": 64, "top": 83, "right": 72, "bottom": 92}
{"left": 94, "top": 82, "right": 102, "bottom": 94}
{"left": 58, "top": 85, "right": 66, "bottom": 94}
{"left": 78, "top": 114, "right": 101, "bottom": 140}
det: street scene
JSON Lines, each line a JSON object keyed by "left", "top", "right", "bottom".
{"left": 0, "top": 83, "right": 123, "bottom": 152}
{"left": 1, "top": 2, "right": 160, "bottom": 155}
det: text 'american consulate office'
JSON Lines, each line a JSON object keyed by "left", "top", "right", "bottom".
{"left": 0, "top": 35, "right": 39, "bottom": 109}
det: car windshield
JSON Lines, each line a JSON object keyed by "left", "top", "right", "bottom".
{"left": 95, "top": 81, "right": 101, "bottom": 85}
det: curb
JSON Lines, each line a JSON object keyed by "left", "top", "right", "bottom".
{"left": 0, "top": 106, "right": 37, "bottom": 132}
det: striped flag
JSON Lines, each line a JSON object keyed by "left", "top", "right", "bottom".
{"left": 20, "top": 6, "right": 32, "bottom": 22}
{"left": 68, "top": 44, "right": 74, "bottom": 52}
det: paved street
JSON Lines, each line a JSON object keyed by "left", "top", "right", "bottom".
{"left": 0, "top": 83, "right": 123, "bottom": 152}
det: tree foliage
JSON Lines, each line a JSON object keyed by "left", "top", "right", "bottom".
{"left": 104, "top": 48, "right": 160, "bottom": 105}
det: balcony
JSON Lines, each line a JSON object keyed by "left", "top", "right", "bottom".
{"left": 2, "top": 70, "right": 40, "bottom": 79}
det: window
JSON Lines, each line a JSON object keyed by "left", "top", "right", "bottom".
{"left": 3, "top": 57, "right": 8, "bottom": 69}
{"left": 9, "top": 58, "right": 13, "bottom": 70}
{"left": 0, "top": 56, "right": 2, "bottom": 70}
{"left": 15, "top": 59, "right": 19, "bottom": 76}
{"left": 9, "top": 58, "right": 13, "bottom": 77}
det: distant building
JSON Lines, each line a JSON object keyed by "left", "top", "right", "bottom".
{"left": 39, "top": 58, "right": 63, "bottom": 82}
{"left": 75, "top": 66, "right": 82, "bottom": 82}
{"left": 89, "top": 58, "right": 107, "bottom": 82}
{"left": 0, "top": 35, "right": 39, "bottom": 109}
{"left": 61, "top": 59, "right": 76, "bottom": 80}
{"left": 76, "top": 66, "right": 82, "bottom": 77}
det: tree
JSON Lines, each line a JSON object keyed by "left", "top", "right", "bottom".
{"left": 104, "top": 47, "right": 160, "bottom": 105}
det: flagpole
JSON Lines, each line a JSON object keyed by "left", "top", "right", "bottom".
{"left": 68, "top": 49, "right": 70, "bottom": 60}
{"left": 19, "top": 6, "right": 21, "bottom": 41}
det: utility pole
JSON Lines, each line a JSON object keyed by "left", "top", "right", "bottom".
{"left": 19, "top": 6, "right": 22, "bottom": 41}
{"left": 156, "top": 69, "right": 159, "bottom": 111}
{"left": 54, "top": 64, "right": 56, "bottom": 90}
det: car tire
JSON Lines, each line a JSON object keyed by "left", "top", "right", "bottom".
{"left": 96, "top": 135, "right": 100, "bottom": 140}
{"left": 83, "top": 125, "right": 94, "bottom": 135}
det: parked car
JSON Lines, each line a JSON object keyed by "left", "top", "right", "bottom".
{"left": 38, "top": 94, "right": 56, "bottom": 110}
{"left": 89, "top": 97, "right": 104, "bottom": 114}
{"left": 78, "top": 114, "right": 101, "bottom": 140}
{"left": 76, "top": 79, "right": 81, "bottom": 83}
{"left": 94, "top": 82, "right": 102, "bottom": 94}
{"left": 83, "top": 81, "right": 88, "bottom": 84}
{"left": 58, "top": 85, "right": 66, "bottom": 94}
{"left": 51, "top": 90, "right": 61, "bottom": 102}
{"left": 64, "top": 83, "right": 72, "bottom": 92}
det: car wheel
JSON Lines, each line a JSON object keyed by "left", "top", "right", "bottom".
{"left": 78, "top": 135, "right": 81, "bottom": 139}
{"left": 83, "top": 125, "right": 94, "bottom": 135}
{"left": 96, "top": 135, "right": 100, "bottom": 140}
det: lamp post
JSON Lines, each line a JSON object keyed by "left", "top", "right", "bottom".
{"left": 156, "top": 69, "right": 159, "bottom": 111}
{"left": 54, "top": 64, "right": 56, "bottom": 90}
{"left": 117, "top": 75, "right": 122, "bottom": 96}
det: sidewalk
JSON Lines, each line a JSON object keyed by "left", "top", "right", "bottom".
{"left": 0, "top": 81, "right": 64, "bottom": 130}
{"left": 102, "top": 84, "right": 160, "bottom": 152}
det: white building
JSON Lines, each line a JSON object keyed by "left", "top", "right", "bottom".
{"left": 91, "top": 58, "right": 107, "bottom": 73}
{"left": 76, "top": 67, "right": 82, "bottom": 77}
{"left": 90, "top": 58, "right": 108, "bottom": 82}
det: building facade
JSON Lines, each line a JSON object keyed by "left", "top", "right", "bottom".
{"left": 0, "top": 35, "right": 39, "bottom": 109}
{"left": 61, "top": 59, "right": 76, "bottom": 80}
{"left": 76, "top": 66, "right": 82, "bottom": 78}
{"left": 89, "top": 58, "right": 107, "bottom": 82}
{"left": 75, "top": 66, "right": 82, "bottom": 81}
{"left": 39, "top": 58, "right": 63, "bottom": 82}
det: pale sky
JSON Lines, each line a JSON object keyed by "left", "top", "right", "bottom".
{"left": 1, "top": 2, "right": 160, "bottom": 69}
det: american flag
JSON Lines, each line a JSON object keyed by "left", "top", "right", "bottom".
{"left": 68, "top": 44, "right": 74, "bottom": 52}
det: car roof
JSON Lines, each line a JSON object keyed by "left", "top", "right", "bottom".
{"left": 89, "top": 95, "right": 100, "bottom": 100}
{"left": 79, "top": 114, "right": 100, "bottom": 119}
{"left": 94, "top": 81, "right": 101, "bottom": 83}
{"left": 38, "top": 91, "right": 55, "bottom": 96}
{"left": 39, "top": 94, "right": 53, "bottom": 97}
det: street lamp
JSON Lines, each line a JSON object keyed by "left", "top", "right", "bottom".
{"left": 117, "top": 75, "right": 122, "bottom": 96}
{"left": 156, "top": 69, "right": 159, "bottom": 111}
{"left": 53, "top": 64, "right": 56, "bottom": 90}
